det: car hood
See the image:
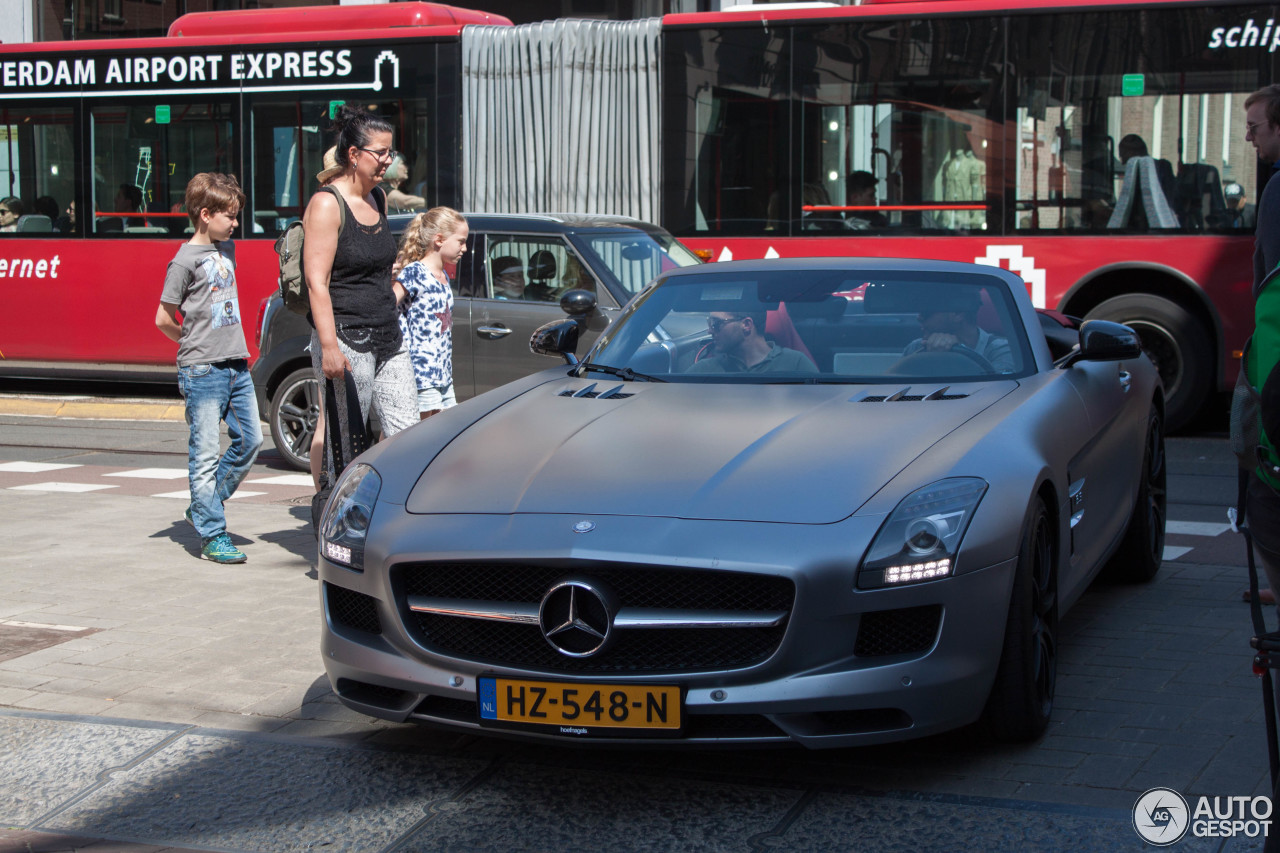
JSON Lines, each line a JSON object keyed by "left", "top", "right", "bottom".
{"left": 405, "top": 379, "right": 1017, "bottom": 523}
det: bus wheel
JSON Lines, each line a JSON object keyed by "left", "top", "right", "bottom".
{"left": 1086, "top": 294, "right": 1210, "bottom": 432}
{"left": 269, "top": 367, "right": 319, "bottom": 472}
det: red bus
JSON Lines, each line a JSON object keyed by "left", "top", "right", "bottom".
{"left": 0, "top": 3, "right": 508, "bottom": 382}
{"left": 657, "top": 0, "right": 1264, "bottom": 429}
{"left": 0, "top": 0, "right": 1266, "bottom": 431}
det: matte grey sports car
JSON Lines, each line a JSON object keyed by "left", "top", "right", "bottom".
{"left": 317, "top": 258, "right": 1165, "bottom": 748}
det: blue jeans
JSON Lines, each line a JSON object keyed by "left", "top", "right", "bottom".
{"left": 177, "top": 359, "right": 262, "bottom": 542}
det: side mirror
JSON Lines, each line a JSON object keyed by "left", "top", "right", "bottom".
{"left": 560, "top": 289, "right": 597, "bottom": 317}
{"left": 530, "top": 318, "right": 581, "bottom": 364}
{"left": 1075, "top": 319, "right": 1142, "bottom": 362}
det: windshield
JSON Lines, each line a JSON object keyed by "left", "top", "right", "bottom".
{"left": 583, "top": 267, "right": 1033, "bottom": 384}
{"left": 577, "top": 231, "right": 702, "bottom": 298}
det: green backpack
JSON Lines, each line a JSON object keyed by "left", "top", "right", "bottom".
{"left": 1233, "top": 265, "right": 1280, "bottom": 491}
{"left": 274, "top": 185, "right": 345, "bottom": 316}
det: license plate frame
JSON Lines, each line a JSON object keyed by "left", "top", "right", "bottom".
{"left": 477, "top": 675, "right": 683, "bottom": 738}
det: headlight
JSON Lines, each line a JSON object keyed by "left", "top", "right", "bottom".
{"left": 320, "top": 463, "right": 381, "bottom": 571}
{"left": 856, "top": 477, "right": 987, "bottom": 589}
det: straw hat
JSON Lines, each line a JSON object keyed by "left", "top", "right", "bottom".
{"left": 315, "top": 146, "right": 343, "bottom": 184}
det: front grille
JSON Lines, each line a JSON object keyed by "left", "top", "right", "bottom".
{"left": 335, "top": 678, "right": 411, "bottom": 710}
{"left": 854, "top": 605, "right": 942, "bottom": 657}
{"left": 327, "top": 583, "right": 382, "bottom": 635}
{"left": 413, "top": 695, "right": 476, "bottom": 723}
{"left": 684, "top": 714, "right": 787, "bottom": 739}
{"left": 393, "top": 562, "right": 794, "bottom": 674}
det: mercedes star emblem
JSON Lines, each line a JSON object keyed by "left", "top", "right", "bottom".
{"left": 539, "top": 579, "right": 614, "bottom": 657}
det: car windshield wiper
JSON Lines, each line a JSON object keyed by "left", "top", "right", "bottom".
{"left": 573, "top": 362, "right": 668, "bottom": 382}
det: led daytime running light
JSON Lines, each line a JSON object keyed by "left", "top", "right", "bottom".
{"left": 884, "top": 558, "right": 952, "bottom": 585}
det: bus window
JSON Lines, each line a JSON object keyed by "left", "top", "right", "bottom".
{"left": 796, "top": 20, "right": 1003, "bottom": 236}
{"left": 89, "top": 101, "right": 235, "bottom": 236}
{"left": 0, "top": 106, "right": 76, "bottom": 236}
{"left": 1011, "top": 10, "right": 1260, "bottom": 234}
{"left": 250, "top": 99, "right": 333, "bottom": 235}
{"left": 665, "top": 25, "right": 790, "bottom": 235}
{"left": 249, "top": 97, "right": 436, "bottom": 236}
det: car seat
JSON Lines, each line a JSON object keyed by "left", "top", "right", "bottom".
{"left": 525, "top": 250, "right": 558, "bottom": 302}
{"left": 764, "top": 303, "right": 816, "bottom": 365}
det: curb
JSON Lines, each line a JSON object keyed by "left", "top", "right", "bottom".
{"left": 0, "top": 397, "right": 186, "bottom": 421}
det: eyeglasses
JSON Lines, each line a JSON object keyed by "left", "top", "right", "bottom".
{"left": 358, "top": 147, "right": 399, "bottom": 163}
{"left": 707, "top": 315, "right": 747, "bottom": 332}
{"left": 1248, "top": 120, "right": 1268, "bottom": 136}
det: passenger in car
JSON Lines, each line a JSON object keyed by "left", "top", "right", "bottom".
{"left": 903, "top": 291, "right": 1014, "bottom": 373}
{"left": 687, "top": 309, "right": 818, "bottom": 374}
{"left": 491, "top": 256, "right": 525, "bottom": 299}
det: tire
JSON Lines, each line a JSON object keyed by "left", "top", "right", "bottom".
{"left": 269, "top": 367, "right": 320, "bottom": 472}
{"left": 1087, "top": 294, "right": 1211, "bottom": 432}
{"left": 982, "top": 496, "right": 1057, "bottom": 742}
{"left": 1102, "top": 407, "right": 1167, "bottom": 583}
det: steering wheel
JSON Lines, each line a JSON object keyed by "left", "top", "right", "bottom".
{"left": 887, "top": 347, "right": 996, "bottom": 377}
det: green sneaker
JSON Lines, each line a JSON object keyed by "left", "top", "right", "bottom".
{"left": 184, "top": 506, "right": 194, "bottom": 528}
{"left": 200, "top": 533, "right": 246, "bottom": 564}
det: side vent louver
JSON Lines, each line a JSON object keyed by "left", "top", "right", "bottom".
{"left": 557, "top": 383, "right": 633, "bottom": 400}
{"left": 859, "top": 387, "right": 968, "bottom": 403}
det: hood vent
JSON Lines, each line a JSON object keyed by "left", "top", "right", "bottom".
{"left": 859, "top": 387, "right": 968, "bottom": 403}
{"left": 557, "top": 383, "right": 634, "bottom": 400}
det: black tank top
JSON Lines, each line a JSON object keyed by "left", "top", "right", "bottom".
{"left": 327, "top": 189, "right": 401, "bottom": 355}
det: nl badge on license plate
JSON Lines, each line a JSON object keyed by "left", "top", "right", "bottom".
{"left": 478, "top": 675, "right": 682, "bottom": 737}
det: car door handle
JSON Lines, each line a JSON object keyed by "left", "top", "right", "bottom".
{"left": 1118, "top": 370, "right": 1131, "bottom": 392}
{"left": 477, "top": 325, "right": 513, "bottom": 339}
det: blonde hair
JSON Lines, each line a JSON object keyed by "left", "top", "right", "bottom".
{"left": 393, "top": 206, "right": 466, "bottom": 277}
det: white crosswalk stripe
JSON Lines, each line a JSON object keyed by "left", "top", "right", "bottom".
{"left": 103, "top": 468, "right": 189, "bottom": 479}
{"left": 8, "top": 482, "right": 116, "bottom": 493}
{"left": 0, "top": 461, "right": 82, "bottom": 473}
{"left": 0, "top": 461, "right": 312, "bottom": 506}
{"left": 1167, "top": 521, "right": 1233, "bottom": 537}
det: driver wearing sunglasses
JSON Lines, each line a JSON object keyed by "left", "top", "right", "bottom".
{"left": 688, "top": 309, "right": 817, "bottom": 374}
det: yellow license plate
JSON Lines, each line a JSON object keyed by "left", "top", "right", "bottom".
{"left": 478, "top": 676, "right": 681, "bottom": 734}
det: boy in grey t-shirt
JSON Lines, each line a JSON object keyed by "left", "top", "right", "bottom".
{"left": 156, "top": 173, "right": 262, "bottom": 564}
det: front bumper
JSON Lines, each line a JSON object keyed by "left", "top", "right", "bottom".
{"left": 318, "top": 510, "right": 1017, "bottom": 749}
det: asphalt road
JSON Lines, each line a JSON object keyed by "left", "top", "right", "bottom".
{"left": 0, "top": 385, "right": 1272, "bottom": 853}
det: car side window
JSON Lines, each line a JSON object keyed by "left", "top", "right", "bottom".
{"left": 483, "top": 235, "right": 595, "bottom": 302}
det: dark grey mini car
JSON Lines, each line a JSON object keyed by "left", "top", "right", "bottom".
{"left": 251, "top": 213, "right": 700, "bottom": 469}
{"left": 316, "top": 257, "right": 1165, "bottom": 748}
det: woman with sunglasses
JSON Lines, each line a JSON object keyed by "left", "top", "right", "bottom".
{"left": 302, "top": 104, "right": 417, "bottom": 494}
